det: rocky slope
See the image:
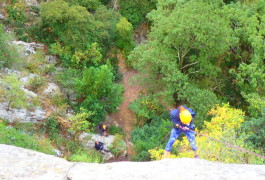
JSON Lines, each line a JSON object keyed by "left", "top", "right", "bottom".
{"left": 0, "top": 144, "right": 264, "bottom": 180}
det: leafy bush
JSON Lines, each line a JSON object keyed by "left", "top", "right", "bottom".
{"left": 242, "top": 93, "right": 265, "bottom": 117}
{"left": 242, "top": 108, "right": 265, "bottom": 151}
{"left": 0, "top": 24, "right": 22, "bottom": 69}
{"left": 27, "top": 76, "right": 46, "bottom": 93}
{"left": 119, "top": 0, "right": 157, "bottom": 27}
{"left": 175, "top": 104, "right": 264, "bottom": 164}
{"left": 5, "top": 0, "right": 29, "bottom": 41}
{"left": 109, "top": 134, "right": 127, "bottom": 158}
{"left": 0, "top": 75, "right": 27, "bottom": 110}
{"left": 116, "top": 17, "right": 135, "bottom": 62}
{"left": 109, "top": 125, "right": 125, "bottom": 136}
{"left": 54, "top": 68, "right": 81, "bottom": 98}
{"left": 69, "top": 108, "right": 94, "bottom": 139}
{"left": 65, "top": 0, "right": 102, "bottom": 11}
{"left": 45, "top": 116, "right": 60, "bottom": 140}
{"left": 78, "top": 97, "right": 106, "bottom": 124}
{"left": 68, "top": 149, "right": 103, "bottom": 163}
{"left": 129, "top": 95, "right": 164, "bottom": 127}
{"left": 131, "top": 116, "right": 171, "bottom": 161}
{"left": 26, "top": 50, "right": 52, "bottom": 75}
{"left": 50, "top": 94, "right": 69, "bottom": 108}
{"left": 75, "top": 65, "right": 124, "bottom": 123}
{"left": 0, "top": 122, "right": 55, "bottom": 155}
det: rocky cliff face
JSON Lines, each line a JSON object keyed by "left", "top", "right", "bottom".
{"left": 0, "top": 144, "right": 264, "bottom": 180}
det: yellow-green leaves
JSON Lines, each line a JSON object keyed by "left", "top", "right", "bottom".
{"left": 69, "top": 108, "right": 94, "bottom": 138}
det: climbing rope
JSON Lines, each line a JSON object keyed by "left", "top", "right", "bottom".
{"left": 176, "top": 125, "right": 265, "bottom": 160}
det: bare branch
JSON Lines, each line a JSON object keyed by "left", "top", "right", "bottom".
{"left": 181, "top": 61, "right": 199, "bottom": 70}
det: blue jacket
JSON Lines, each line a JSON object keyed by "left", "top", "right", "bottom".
{"left": 170, "top": 105, "right": 196, "bottom": 129}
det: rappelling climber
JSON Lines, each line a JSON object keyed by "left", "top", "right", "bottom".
{"left": 164, "top": 105, "right": 199, "bottom": 159}
{"left": 99, "top": 123, "right": 108, "bottom": 137}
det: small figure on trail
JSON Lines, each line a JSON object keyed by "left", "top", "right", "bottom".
{"left": 164, "top": 105, "right": 199, "bottom": 159}
{"left": 94, "top": 141, "right": 110, "bottom": 154}
{"left": 99, "top": 123, "right": 108, "bottom": 137}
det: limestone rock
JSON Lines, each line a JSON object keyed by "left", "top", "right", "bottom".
{"left": 0, "top": 68, "right": 46, "bottom": 123}
{"left": 42, "top": 83, "right": 61, "bottom": 96}
{"left": 68, "top": 158, "right": 265, "bottom": 180}
{"left": 79, "top": 133, "right": 115, "bottom": 160}
{"left": 79, "top": 133, "right": 115, "bottom": 149}
{"left": 0, "top": 13, "right": 4, "bottom": 20}
{"left": 13, "top": 41, "right": 45, "bottom": 56}
{"left": 25, "top": 0, "right": 38, "bottom": 6}
{"left": 45, "top": 55, "right": 58, "bottom": 64}
{"left": 0, "top": 102, "right": 46, "bottom": 123}
{"left": 1, "top": 144, "right": 265, "bottom": 180}
{"left": 0, "top": 144, "right": 72, "bottom": 180}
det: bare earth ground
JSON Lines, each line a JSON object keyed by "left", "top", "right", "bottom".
{"left": 106, "top": 53, "right": 142, "bottom": 159}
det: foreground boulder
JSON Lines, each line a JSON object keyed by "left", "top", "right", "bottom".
{"left": 0, "top": 144, "right": 264, "bottom": 180}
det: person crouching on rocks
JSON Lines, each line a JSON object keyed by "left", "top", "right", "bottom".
{"left": 99, "top": 123, "right": 108, "bottom": 137}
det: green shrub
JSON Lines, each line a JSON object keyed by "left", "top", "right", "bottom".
{"left": 116, "top": 17, "right": 135, "bottom": 63}
{"left": 0, "top": 75, "right": 27, "bottom": 110}
{"left": 119, "top": 0, "right": 157, "bottom": 27}
{"left": 45, "top": 116, "right": 60, "bottom": 140}
{"left": 109, "top": 134, "right": 127, "bottom": 158}
{"left": 68, "top": 149, "right": 103, "bottom": 163}
{"left": 69, "top": 108, "right": 94, "bottom": 140}
{"left": 5, "top": 1, "right": 30, "bottom": 41}
{"left": 75, "top": 65, "right": 124, "bottom": 123}
{"left": 0, "top": 122, "right": 55, "bottom": 155}
{"left": 27, "top": 76, "right": 46, "bottom": 93}
{"left": 0, "top": 24, "right": 23, "bottom": 69}
{"left": 50, "top": 94, "right": 69, "bottom": 108}
{"left": 25, "top": 50, "right": 48, "bottom": 75}
{"left": 131, "top": 117, "right": 171, "bottom": 161}
{"left": 108, "top": 125, "right": 125, "bottom": 136}
{"left": 129, "top": 95, "right": 164, "bottom": 127}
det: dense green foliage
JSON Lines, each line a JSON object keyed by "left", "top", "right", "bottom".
{"left": 119, "top": 0, "right": 157, "bottom": 27}
{"left": 75, "top": 65, "right": 124, "bottom": 124}
{"left": 129, "top": 0, "right": 265, "bottom": 162}
{"left": 0, "top": 24, "right": 22, "bottom": 69}
{"left": 1, "top": 0, "right": 264, "bottom": 164}
{"left": 108, "top": 125, "right": 125, "bottom": 136}
{"left": 131, "top": 116, "right": 171, "bottom": 161}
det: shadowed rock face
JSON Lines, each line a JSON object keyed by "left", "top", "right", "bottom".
{"left": 0, "top": 144, "right": 265, "bottom": 180}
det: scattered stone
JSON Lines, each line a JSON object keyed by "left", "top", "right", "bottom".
{"left": 42, "top": 83, "right": 61, "bottom": 96}
{"left": 0, "top": 13, "right": 4, "bottom": 20}
{"left": 29, "top": 12, "right": 38, "bottom": 16}
{"left": 0, "top": 101, "right": 46, "bottom": 123}
{"left": 45, "top": 55, "right": 58, "bottom": 64}
{"left": 13, "top": 41, "right": 45, "bottom": 56}
{"left": 25, "top": 0, "right": 38, "bottom": 6}
{"left": 53, "top": 149, "right": 62, "bottom": 157}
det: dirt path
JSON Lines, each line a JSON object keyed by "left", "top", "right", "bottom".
{"left": 106, "top": 53, "right": 142, "bottom": 159}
